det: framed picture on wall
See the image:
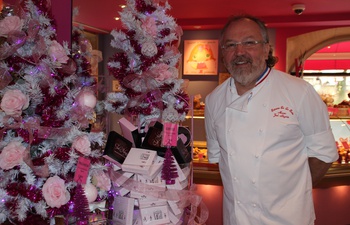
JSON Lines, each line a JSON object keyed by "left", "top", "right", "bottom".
{"left": 183, "top": 39, "right": 219, "bottom": 75}
{"left": 219, "top": 72, "right": 231, "bottom": 84}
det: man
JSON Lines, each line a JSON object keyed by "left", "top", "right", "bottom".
{"left": 204, "top": 15, "right": 338, "bottom": 225}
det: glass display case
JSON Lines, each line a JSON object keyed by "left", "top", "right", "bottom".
{"left": 303, "top": 74, "right": 350, "bottom": 107}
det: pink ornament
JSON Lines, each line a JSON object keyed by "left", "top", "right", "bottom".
{"left": 77, "top": 90, "right": 97, "bottom": 108}
{"left": 83, "top": 183, "right": 98, "bottom": 203}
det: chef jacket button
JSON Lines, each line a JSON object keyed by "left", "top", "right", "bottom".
{"left": 255, "top": 154, "right": 259, "bottom": 158}
{"left": 253, "top": 203, "right": 257, "bottom": 207}
{"left": 233, "top": 177, "right": 237, "bottom": 181}
{"left": 252, "top": 180, "right": 256, "bottom": 184}
{"left": 259, "top": 129, "right": 263, "bottom": 132}
{"left": 237, "top": 200, "right": 240, "bottom": 204}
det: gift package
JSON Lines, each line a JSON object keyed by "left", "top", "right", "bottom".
{"left": 104, "top": 117, "right": 195, "bottom": 225}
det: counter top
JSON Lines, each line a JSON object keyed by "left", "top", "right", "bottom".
{"left": 193, "top": 162, "right": 350, "bottom": 188}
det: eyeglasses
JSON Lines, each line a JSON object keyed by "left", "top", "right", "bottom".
{"left": 221, "top": 40, "right": 267, "bottom": 51}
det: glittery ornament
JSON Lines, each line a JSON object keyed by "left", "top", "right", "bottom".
{"left": 141, "top": 41, "right": 158, "bottom": 57}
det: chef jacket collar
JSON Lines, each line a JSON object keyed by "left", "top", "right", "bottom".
{"left": 228, "top": 67, "right": 271, "bottom": 112}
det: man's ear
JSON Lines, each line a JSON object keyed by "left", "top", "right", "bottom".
{"left": 264, "top": 44, "right": 270, "bottom": 60}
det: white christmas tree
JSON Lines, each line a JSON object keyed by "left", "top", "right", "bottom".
{"left": 0, "top": 0, "right": 109, "bottom": 224}
{"left": 104, "top": 0, "right": 190, "bottom": 129}
{"left": 103, "top": 1, "right": 211, "bottom": 225}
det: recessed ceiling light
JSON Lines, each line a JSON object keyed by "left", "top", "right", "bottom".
{"left": 120, "top": 5, "right": 126, "bottom": 8}
{"left": 114, "top": 17, "right": 120, "bottom": 21}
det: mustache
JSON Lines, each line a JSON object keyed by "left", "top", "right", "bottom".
{"left": 232, "top": 56, "right": 252, "bottom": 64}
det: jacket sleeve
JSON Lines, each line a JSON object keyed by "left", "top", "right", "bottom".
{"left": 299, "top": 84, "right": 338, "bottom": 163}
{"left": 205, "top": 94, "right": 220, "bottom": 163}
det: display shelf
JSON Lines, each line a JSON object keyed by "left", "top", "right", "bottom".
{"left": 190, "top": 121, "right": 350, "bottom": 188}
{"left": 330, "top": 115, "right": 350, "bottom": 120}
{"left": 193, "top": 160, "right": 350, "bottom": 187}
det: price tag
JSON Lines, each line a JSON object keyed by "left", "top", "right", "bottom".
{"left": 162, "top": 122, "right": 178, "bottom": 147}
{"left": 74, "top": 157, "right": 91, "bottom": 184}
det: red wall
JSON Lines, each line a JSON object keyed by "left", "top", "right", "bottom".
{"left": 273, "top": 26, "right": 345, "bottom": 72}
{"left": 51, "top": 0, "right": 72, "bottom": 45}
{"left": 3, "top": 0, "right": 72, "bottom": 45}
{"left": 274, "top": 26, "right": 334, "bottom": 72}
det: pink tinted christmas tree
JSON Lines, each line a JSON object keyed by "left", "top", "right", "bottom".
{"left": 104, "top": 0, "right": 190, "bottom": 129}
{"left": 0, "top": 0, "right": 109, "bottom": 224}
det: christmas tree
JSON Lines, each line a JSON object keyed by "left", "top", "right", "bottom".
{"left": 0, "top": 0, "right": 109, "bottom": 224}
{"left": 104, "top": 0, "right": 190, "bottom": 129}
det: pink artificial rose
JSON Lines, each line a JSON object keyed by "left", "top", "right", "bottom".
{"left": 72, "top": 135, "right": 91, "bottom": 156}
{"left": 0, "top": 141, "right": 26, "bottom": 170}
{"left": 48, "top": 40, "right": 69, "bottom": 64}
{"left": 1, "top": 89, "right": 29, "bottom": 117}
{"left": 0, "top": 16, "right": 23, "bottom": 37}
{"left": 142, "top": 17, "right": 157, "bottom": 37}
{"left": 42, "top": 175, "right": 70, "bottom": 208}
{"left": 92, "top": 170, "right": 111, "bottom": 191}
{"left": 150, "top": 63, "right": 173, "bottom": 81}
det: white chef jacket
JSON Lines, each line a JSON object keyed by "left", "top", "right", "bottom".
{"left": 204, "top": 68, "right": 338, "bottom": 225}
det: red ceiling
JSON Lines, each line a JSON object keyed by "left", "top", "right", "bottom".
{"left": 304, "top": 41, "right": 350, "bottom": 70}
{"left": 317, "top": 41, "right": 350, "bottom": 53}
{"left": 72, "top": 0, "right": 350, "bottom": 70}
{"left": 73, "top": 0, "right": 350, "bottom": 32}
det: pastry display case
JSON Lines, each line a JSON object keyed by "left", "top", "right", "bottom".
{"left": 304, "top": 74, "right": 350, "bottom": 187}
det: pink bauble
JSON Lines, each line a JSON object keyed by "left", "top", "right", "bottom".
{"left": 83, "top": 183, "right": 98, "bottom": 203}
{"left": 78, "top": 91, "right": 97, "bottom": 108}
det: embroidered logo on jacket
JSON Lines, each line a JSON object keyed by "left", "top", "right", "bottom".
{"left": 271, "top": 106, "right": 294, "bottom": 118}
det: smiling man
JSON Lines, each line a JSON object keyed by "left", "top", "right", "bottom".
{"left": 204, "top": 15, "right": 338, "bottom": 225}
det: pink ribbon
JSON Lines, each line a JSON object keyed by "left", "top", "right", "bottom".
{"left": 0, "top": 30, "right": 27, "bottom": 60}
{"left": 0, "top": 68, "right": 13, "bottom": 90}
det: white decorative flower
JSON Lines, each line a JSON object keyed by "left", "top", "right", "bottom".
{"left": 162, "top": 105, "right": 179, "bottom": 123}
